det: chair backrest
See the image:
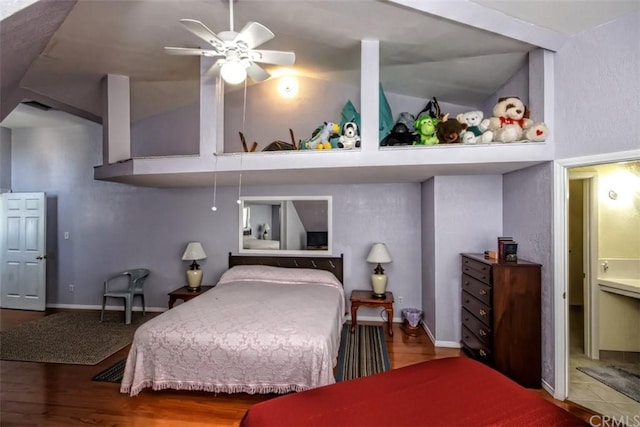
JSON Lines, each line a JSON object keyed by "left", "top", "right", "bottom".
{"left": 129, "top": 268, "right": 150, "bottom": 292}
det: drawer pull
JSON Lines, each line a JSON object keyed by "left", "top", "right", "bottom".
{"left": 479, "top": 329, "right": 487, "bottom": 337}
{"left": 479, "top": 309, "right": 487, "bottom": 317}
{"left": 464, "top": 281, "right": 469, "bottom": 286}
{"left": 479, "top": 289, "right": 487, "bottom": 295}
{"left": 464, "top": 316, "right": 469, "bottom": 321}
{"left": 479, "top": 349, "right": 487, "bottom": 357}
{"left": 465, "top": 299, "right": 470, "bottom": 304}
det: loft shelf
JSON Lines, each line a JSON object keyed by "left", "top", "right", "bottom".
{"left": 95, "top": 4, "right": 556, "bottom": 188}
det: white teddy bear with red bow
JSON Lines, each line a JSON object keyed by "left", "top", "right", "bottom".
{"left": 488, "top": 97, "right": 548, "bottom": 143}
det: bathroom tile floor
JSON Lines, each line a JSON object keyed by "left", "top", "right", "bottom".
{"left": 569, "top": 352, "right": 640, "bottom": 424}
{"left": 569, "top": 306, "right": 640, "bottom": 425}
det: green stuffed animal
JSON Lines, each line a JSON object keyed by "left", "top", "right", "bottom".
{"left": 414, "top": 114, "right": 440, "bottom": 145}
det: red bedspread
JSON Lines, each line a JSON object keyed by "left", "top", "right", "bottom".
{"left": 241, "top": 357, "right": 585, "bottom": 426}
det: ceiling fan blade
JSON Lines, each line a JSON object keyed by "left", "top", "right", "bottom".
{"left": 246, "top": 62, "right": 270, "bottom": 82}
{"left": 235, "top": 21, "right": 274, "bottom": 49}
{"left": 249, "top": 50, "right": 295, "bottom": 66}
{"left": 164, "top": 47, "right": 223, "bottom": 57}
{"left": 179, "top": 19, "right": 224, "bottom": 48}
{"left": 204, "top": 60, "right": 224, "bottom": 78}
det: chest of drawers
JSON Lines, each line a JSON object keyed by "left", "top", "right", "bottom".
{"left": 461, "top": 253, "right": 541, "bottom": 388}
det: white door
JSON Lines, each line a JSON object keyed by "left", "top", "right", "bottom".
{"left": 0, "top": 192, "right": 47, "bottom": 311}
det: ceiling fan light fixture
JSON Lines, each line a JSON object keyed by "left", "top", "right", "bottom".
{"left": 221, "top": 60, "right": 247, "bottom": 84}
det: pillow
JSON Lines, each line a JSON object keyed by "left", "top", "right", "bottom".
{"left": 218, "top": 265, "right": 341, "bottom": 289}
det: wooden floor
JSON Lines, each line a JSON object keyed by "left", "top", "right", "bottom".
{"left": 0, "top": 308, "right": 595, "bottom": 427}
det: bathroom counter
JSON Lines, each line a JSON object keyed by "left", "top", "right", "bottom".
{"left": 599, "top": 278, "right": 640, "bottom": 299}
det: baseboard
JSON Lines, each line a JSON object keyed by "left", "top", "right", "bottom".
{"left": 541, "top": 378, "right": 556, "bottom": 399}
{"left": 421, "top": 322, "right": 461, "bottom": 348}
{"left": 423, "top": 322, "right": 436, "bottom": 344}
{"left": 46, "top": 303, "right": 166, "bottom": 313}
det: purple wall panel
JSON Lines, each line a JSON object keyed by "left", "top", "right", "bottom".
{"left": 10, "top": 124, "right": 422, "bottom": 312}
{"left": 503, "top": 162, "right": 554, "bottom": 386}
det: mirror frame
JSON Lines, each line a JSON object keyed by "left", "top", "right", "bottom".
{"left": 239, "top": 196, "right": 333, "bottom": 255}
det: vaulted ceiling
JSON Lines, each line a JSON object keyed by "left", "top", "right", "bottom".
{"left": 2, "top": 0, "right": 639, "bottom": 128}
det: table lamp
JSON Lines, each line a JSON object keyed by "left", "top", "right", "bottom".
{"left": 182, "top": 242, "right": 207, "bottom": 291}
{"left": 366, "top": 243, "right": 392, "bottom": 298}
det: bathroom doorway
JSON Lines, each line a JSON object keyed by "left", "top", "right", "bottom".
{"left": 565, "top": 161, "right": 640, "bottom": 419}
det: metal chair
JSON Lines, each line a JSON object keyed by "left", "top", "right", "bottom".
{"left": 100, "top": 268, "right": 150, "bottom": 325}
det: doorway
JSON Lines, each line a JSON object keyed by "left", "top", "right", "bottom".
{"left": 558, "top": 159, "right": 640, "bottom": 419}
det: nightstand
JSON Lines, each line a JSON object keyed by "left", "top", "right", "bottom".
{"left": 168, "top": 285, "right": 214, "bottom": 308}
{"left": 350, "top": 290, "right": 394, "bottom": 337}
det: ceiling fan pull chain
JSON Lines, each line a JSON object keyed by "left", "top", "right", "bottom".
{"left": 211, "top": 154, "right": 218, "bottom": 212}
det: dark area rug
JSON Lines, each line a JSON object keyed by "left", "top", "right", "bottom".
{"left": 336, "top": 324, "right": 390, "bottom": 382}
{"left": 92, "top": 358, "right": 127, "bottom": 382}
{"left": 93, "top": 323, "right": 391, "bottom": 383}
{"left": 577, "top": 365, "right": 640, "bottom": 403}
{"left": 0, "top": 311, "right": 151, "bottom": 365}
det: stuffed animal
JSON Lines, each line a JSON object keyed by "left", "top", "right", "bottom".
{"left": 302, "top": 121, "right": 340, "bottom": 150}
{"left": 413, "top": 98, "right": 440, "bottom": 145}
{"left": 487, "top": 97, "right": 530, "bottom": 142}
{"left": 523, "top": 122, "right": 549, "bottom": 142}
{"left": 338, "top": 122, "right": 360, "bottom": 149}
{"left": 380, "top": 122, "right": 418, "bottom": 146}
{"left": 488, "top": 97, "right": 549, "bottom": 143}
{"left": 414, "top": 114, "right": 439, "bottom": 145}
{"left": 456, "top": 111, "right": 493, "bottom": 144}
{"left": 436, "top": 113, "right": 465, "bottom": 144}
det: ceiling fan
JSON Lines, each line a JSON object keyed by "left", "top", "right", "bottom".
{"left": 164, "top": 0, "right": 295, "bottom": 85}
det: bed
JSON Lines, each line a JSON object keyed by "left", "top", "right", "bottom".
{"left": 120, "top": 254, "right": 345, "bottom": 396}
{"left": 241, "top": 357, "right": 585, "bottom": 426}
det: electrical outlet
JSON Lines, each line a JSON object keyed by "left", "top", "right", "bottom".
{"left": 68, "top": 284, "right": 74, "bottom": 292}
{"left": 64, "top": 231, "right": 69, "bottom": 240}
{"left": 398, "top": 295, "right": 404, "bottom": 304}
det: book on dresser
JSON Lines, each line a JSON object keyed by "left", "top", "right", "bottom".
{"left": 460, "top": 253, "right": 541, "bottom": 388}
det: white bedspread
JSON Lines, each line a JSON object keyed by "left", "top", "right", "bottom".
{"left": 121, "top": 268, "right": 345, "bottom": 396}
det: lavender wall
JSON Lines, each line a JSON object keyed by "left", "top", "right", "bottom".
{"left": 432, "top": 175, "right": 503, "bottom": 344}
{"left": 554, "top": 11, "right": 640, "bottom": 158}
{"left": 421, "top": 179, "right": 436, "bottom": 335}
{"left": 479, "top": 63, "right": 529, "bottom": 118}
{"left": 131, "top": 102, "right": 199, "bottom": 157}
{"left": 0, "top": 127, "right": 11, "bottom": 191}
{"left": 503, "top": 162, "right": 554, "bottom": 385}
{"left": 10, "top": 123, "right": 422, "bottom": 314}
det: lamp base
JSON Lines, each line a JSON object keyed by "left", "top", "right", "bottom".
{"left": 371, "top": 292, "right": 387, "bottom": 299}
{"left": 370, "top": 273, "right": 388, "bottom": 298}
{"left": 186, "top": 269, "right": 203, "bottom": 291}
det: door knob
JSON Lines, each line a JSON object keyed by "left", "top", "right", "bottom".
{"left": 36, "top": 255, "right": 47, "bottom": 260}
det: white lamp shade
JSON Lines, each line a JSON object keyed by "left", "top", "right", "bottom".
{"left": 263, "top": 223, "right": 270, "bottom": 231}
{"left": 366, "top": 243, "right": 392, "bottom": 264}
{"left": 220, "top": 60, "right": 247, "bottom": 85}
{"left": 182, "top": 242, "right": 207, "bottom": 261}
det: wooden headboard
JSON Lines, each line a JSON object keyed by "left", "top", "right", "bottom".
{"left": 228, "top": 253, "right": 344, "bottom": 285}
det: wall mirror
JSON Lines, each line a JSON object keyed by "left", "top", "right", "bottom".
{"left": 239, "top": 196, "right": 332, "bottom": 255}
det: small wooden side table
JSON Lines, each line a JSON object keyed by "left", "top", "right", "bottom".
{"left": 168, "top": 285, "right": 214, "bottom": 308}
{"left": 350, "top": 290, "right": 394, "bottom": 337}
